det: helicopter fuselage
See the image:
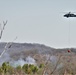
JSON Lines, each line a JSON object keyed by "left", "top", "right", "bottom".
{"left": 64, "top": 13, "right": 76, "bottom": 18}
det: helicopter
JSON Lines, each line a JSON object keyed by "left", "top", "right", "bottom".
{"left": 64, "top": 12, "right": 76, "bottom": 18}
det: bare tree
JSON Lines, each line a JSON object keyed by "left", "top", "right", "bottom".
{"left": 0, "top": 20, "right": 7, "bottom": 39}
{"left": 42, "top": 54, "right": 62, "bottom": 75}
{"left": 0, "top": 21, "right": 17, "bottom": 58}
{"left": 50, "top": 55, "right": 62, "bottom": 75}
{"left": 0, "top": 37, "right": 17, "bottom": 58}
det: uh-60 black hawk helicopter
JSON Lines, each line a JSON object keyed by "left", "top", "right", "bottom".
{"left": 64, "top": 12, "right": 76, "bottom": 18}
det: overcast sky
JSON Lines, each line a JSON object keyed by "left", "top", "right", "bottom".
{"left": 0, "top": 0, "right": 76, "bottom": 48}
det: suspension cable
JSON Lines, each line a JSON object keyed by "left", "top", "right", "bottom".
{"left": 68, "top": 18, "right": 71, "bottom": 49}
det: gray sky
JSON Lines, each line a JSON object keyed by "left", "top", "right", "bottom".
{"left": 0, "top": 0, "right": 76, "bottom": 48}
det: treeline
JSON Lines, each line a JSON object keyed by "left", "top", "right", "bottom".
{"left": 0, "top": 62, "right": 44, "bottom": 75}
{"left": 0, "top": 61, "right": 76, "bottom": 75}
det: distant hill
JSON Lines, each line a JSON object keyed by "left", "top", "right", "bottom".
{"left": 0, "top": 42, "right": 76, "bottom": 60}
{"left": 0, "top": 42, "right": 54, "bottom": 56}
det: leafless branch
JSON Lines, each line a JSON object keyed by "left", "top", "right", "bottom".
{"left": 0, "top": 20, "right": 7, "bottom": 39}
{"left": 0, "top": 37, "right": 17, "bottom": 58}
{"left": 42, "top": 55, "right": 50, "bottom": 75}
{"left": 50, "top": 55, "right": 62, "bottom": 74}
{"left": 42, "top": 54, "right": 62, "bottom": 75}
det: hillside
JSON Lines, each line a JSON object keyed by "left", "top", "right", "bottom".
{"left": 0, "top": 42, "right": 76, "bottom": 59}
{"left": 0, "top": 42, "right": 76, "bottom": 75}
{"left": 0, "top": 42, "right": 54, "bottom": 57}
